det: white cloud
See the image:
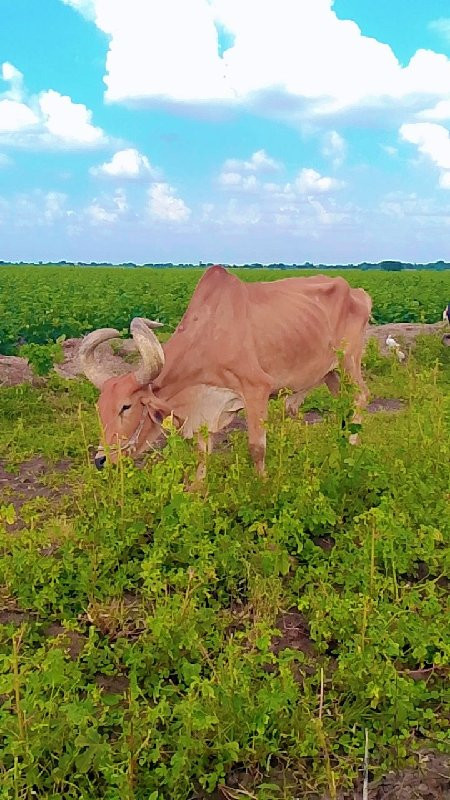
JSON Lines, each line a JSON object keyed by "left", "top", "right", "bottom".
{"left": 295, "top": 168, "right": 344, "bottom": 193}
{"left": 60, "top": 0, "right": 96, "bottom": 20}
{"left": 60, "top": 0, "right": 450, "bottom": 122}
{"left": 418, "top": 99, "right": 450, "bottom": 121}
{"left": 0, "top": 153, "right": 11, "bottom": 167}
{"left": 148, "top": 182, "right": 191, "bottom": 221}
{"left": 381, "top": 145, "right": 398, "bottom": 156}
{"left": 38, "top": 90, "right": 104, "bottom": 146}
{"left": 322, "top": 131, "right": 346, "bottom": 166}
{"left": 219, "top": 172, "right": 258, "bottom": 190}
{"left": 87, "top": 203, "right": 118, "bottom": 224}
{"left": 87, "top": 189, "right": 128, "bottom": 224}
{"left": 44, "top": 192, "right": 69, "bottom": 222}
{"left": 400, "top": 122, "right": 450, "bottom": 170}
{"left": 0, "top": 99, "right": 38, "bottom": 132}
{"left": 94, "top": 0, "right": 232, "bottom": 104}
{"left": 439, "top": 172, "right": 450, "bottom": 189}
{"left": 219, "top": 149, "right": 281, "bottom": 190}
{"left": 91, "top": 148, "right": 156, "bottom": 178}
{"left": 0, "top": 62, "right": 106, "bottom": 148}
{"left": 224, "top": 149, "right": 281, "bottom": 173}
{"left": 1, "top": 62, "right": 25, "bottom": 101}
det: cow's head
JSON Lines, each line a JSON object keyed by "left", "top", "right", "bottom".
{"left": 79, "top": 318, "right": 169, "bottom": 469}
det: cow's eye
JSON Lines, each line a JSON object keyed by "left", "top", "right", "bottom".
{"left": 120, "top": 404, "right": 131, "bottom": 414}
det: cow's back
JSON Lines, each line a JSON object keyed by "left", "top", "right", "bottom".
{"left": 156, "top": 268, "right": 370, "bottom": 394}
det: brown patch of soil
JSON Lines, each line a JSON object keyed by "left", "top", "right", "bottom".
{"left": 94, "top": 674, "right": 130, "bottom": 695}
{"left": 211, "top": 416, "right": 247, "bottom": 450}
{"left": 271, "top": 610, "right": 316, "bottom": 658}
{"left": 1, "top": 324, "right": 445, "bottom": 387}
{"left": 304, "top": 410, "right": 324, "bottom": 424}
{"left": 44, "top": 624, "right": 86, "bottom": 659}
{"left": 216, "top": 753, "right": 450, "bottom": 800}
{"left": 313, "top": 535, "right": 335, "bottom": 551}
{"left": 367, "top": 397, "right": 404, "bottom": 413}
{"left": 365, "top": 322, "right": 445, "bottom": 356}
{"left": 0, "top": 355, "right": 34, "bottom": 387}
{"left": 0, "top": 456, "right": 71, "bottom": 531}
{"left": 350, "top": 752, "right": 450, "bottom": 800}
{"left": 55, "top": 337, "right": 141, "bottom": 380}
{"left": 0, "top": 609, "right": 36, "bottom": 624}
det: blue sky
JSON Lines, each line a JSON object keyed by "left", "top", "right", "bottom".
{"left": 2, "top": 0, "right": 450, "bottom": 264}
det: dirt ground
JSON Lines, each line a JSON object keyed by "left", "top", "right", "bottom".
{"left": 0, "top": 322, "right": 448, "bottom": 388}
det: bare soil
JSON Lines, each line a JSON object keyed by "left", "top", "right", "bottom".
{"left": 0, "top": 355, "right": 35, "bottom": 387}
{"left": 343, "top": 752, "right": 450, "bottom": 800}
{"left": 0, "top": 455, "right": 71, "bottom": 531}
{"left": 1, "top": 323, "right": 447, "bottom": 388}
{"left": 365, "top": 322, "right": 446, "bottom": 355}
{"left": 271, "top": 609, "right": 316, "bottom": 658}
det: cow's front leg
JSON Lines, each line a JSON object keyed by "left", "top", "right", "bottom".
{"left": 194, "top": 429, "right": 212, "bottom": 483}
{"left": 243, "top": 389, "right": 269, "bottom": 476}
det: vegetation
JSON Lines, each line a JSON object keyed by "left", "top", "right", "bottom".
{"left": 0, "top": 324, "right": 449, "bottom": 798}
{"left": 1, "top": 266, "right": 449, "bottom": 354}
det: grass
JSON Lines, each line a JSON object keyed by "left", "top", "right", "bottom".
{"left": 0, "top": 336, "right": 448, "bottom": 799}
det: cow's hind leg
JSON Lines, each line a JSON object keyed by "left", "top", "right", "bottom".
{"left": 243, "top": 387, "right": 270, "bottom": 476}
{"left": 285, "top": 390, "right": 306, "bottom": 418}
{"left": 285, "top": 370, "right": 339, "bottom": 417}
{"left": 324, "top": 369, "right": 340, "bottom": 396}
{"left": 343, "top": 352, "right": 369, "bottom": 445}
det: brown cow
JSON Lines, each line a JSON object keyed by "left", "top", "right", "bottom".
{"left": 79, "top": 265, "right": 372, "bottom": 476}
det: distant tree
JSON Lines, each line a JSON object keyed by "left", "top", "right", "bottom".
{"left": 380, "top": 261, "right": 404, "bottom": 271}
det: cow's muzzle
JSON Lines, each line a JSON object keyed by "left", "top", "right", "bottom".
{"left": 95, "top": 454, "right": 107, "bottom": 470}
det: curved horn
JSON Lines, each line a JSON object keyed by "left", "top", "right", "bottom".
{"left": 79, "top": 328, "right": 120, "bottom": 389}
{"left": 140, "top": 317, "right": 164, "bottom": 330}
{"left": 130, "top": 317, "right": 165, "bottom": 385}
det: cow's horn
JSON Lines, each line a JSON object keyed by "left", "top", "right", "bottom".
{"left": 79, "top": 328, "right": 121, "bottom": 389}
{"left": 130, "top": 317, "right": 165, "bottom": 385}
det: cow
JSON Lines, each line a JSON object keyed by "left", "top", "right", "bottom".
{"left": 79, "top": 265, "right": 372, "bottom": 477}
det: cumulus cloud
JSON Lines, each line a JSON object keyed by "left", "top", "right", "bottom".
{"left": 1, "top": 62, "right": 25, "bottom": 101}
{"left": 60, "top": 0, "right": 96, "bottom": 20}
{"left": 0, "top": 61, "right": 106, "bottom": 148}
{"left": 219, "top": 172, "right": 258, "bottom": 190}
{"left": 62, "top": 0, "right": 450, "bottom": 122}
{"left": 418, "top": 99, "right": 450, "bottom": 121}
{"left": 91, "top": 148, "right": 157, "bottom": 179}
{"left": 0, "top": 153, "right": 11, "bottom": 167}
{"left": 38, "top": 90, "right": 104, "bottom": 146}
{"left": 322, "top": 131, "right": 346, "bottom": 166}
{"left": 148, "top": 182, "right": 191, "bottom": 221}
{"left": 93, "top": 0, "right": 231, "bottom": 104}
{"left": 224, "top": 149, "right": 281, "bottom": 173}
{"left": 400, "top": 122, "right": 450, "bottom": 170}
{"left": 295, "top": 168, "right": 344, "bottom": 193}
{"left": 87, "top": 189, "right": 129, "bottom": 224}
{"left": 219, "top": 149, "right": 281, "bottom": 190}
{"left": 0, "top": 99, "right": 38, "bottom": 132}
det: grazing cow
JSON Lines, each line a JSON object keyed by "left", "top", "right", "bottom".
{"left": 80, "top": 265, "right": 372, "bottom": 476}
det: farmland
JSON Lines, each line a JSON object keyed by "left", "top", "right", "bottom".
{"left": 0, "top": 266, "right": 449, "bottom": 799}
{"left": 0, "top": 265, "right": 449, "bottom": 354}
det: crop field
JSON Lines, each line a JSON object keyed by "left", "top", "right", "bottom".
{"left": 0, "top": 267, "right": 449, "bottom": 799}
{"left": 0, "top": 265, "right": 449, "bottom": 354}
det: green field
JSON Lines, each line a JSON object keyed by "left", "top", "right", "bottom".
{"left": 1, "top": 265, "right": 449, "bottom": 354}
{"left": 0, "top": 267, "right": 449, "bottom": 799}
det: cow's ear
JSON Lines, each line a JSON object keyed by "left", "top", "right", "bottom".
{"left": 149, "top": 408, "right": 165, "bottom": 425}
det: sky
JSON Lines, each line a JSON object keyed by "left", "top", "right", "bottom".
{"left": 2, "top": 1, "right": 450, "bottom": 264}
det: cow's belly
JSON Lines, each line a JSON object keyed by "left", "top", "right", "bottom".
{"left": 269, "top": 352, "right": 338, "bottom": 396}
